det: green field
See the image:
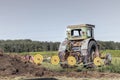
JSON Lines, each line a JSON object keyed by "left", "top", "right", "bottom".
{"left": 98, "top": 57, "right": 120, "bottom": 73}
{"left": 102, "top": 50, "right": 120, "bottom": 57}
{"left": 20, "top": 50, "right": 120, "bottom": 73}
{"left": 21, "top": 51, "right": 58, "bottom": 57}
{"left": 21, "top": 50, "right": 120, "bottom": 57}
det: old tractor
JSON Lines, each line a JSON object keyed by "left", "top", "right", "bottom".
{"left": 57, "top": 24, "right": 111, "bottom": 68}
{"left": 31, "top": 24, "right": 111, "bottom": 68}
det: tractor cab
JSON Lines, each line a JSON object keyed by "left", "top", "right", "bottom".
{"left": 67, "top": 24, "right": 95, "bottom": 40}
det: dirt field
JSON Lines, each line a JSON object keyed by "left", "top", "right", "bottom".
{"left": 0, "top": 53, "right": 120, "bottom": 80}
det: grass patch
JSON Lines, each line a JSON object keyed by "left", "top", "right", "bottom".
{"left": 41, "top": 62, "right": 63, "bottom": 72}
{"left": 21, "top": 51, "right": 58, "bottom": 58}
{"left": 98, "top": 57, "right": 120, "bottom": 73}
{"left": 101, "top": 50, "right": 120, "bottom": 57}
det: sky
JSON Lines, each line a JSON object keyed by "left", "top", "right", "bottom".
{"left": 0, "top": 0, "right": 120, "bottom": 42}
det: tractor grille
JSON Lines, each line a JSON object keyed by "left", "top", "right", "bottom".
{"left": 72, "top": 47, "right": 81, "bottom": 52}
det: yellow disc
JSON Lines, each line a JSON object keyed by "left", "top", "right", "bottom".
{"left": 51, "top": 56, "right": 60, "bottom": 65}
{"left": 67, "top": 56, "right": 76, "bottom": 66}
{"left": 33, "top": 54, "right": 43, "bottom": 65}
{"left": 94, "top": 57, "right": 103, "bottom": 66}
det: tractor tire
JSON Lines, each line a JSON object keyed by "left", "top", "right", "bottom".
{"left": 83, "top": 40, "right": 99, "bottom": 68}
{"left": 88, "top": 41, "right": 98, "bottom": 61}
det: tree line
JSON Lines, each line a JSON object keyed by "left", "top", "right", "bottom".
{"left": 97, "top": 41, "right": 120, "bottom": 50}
{"left": 0, "top": 39, "right": 60, "bottom": 53}
{"left": 0, "top": 39, "right": 119, "bottom": 53}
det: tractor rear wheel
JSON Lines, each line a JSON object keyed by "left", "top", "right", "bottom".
{"left": 84, "top": 40, "right": 99, "bottom": 67}
{"left": 89, "top": 41, "right": 98, "bottom": 60}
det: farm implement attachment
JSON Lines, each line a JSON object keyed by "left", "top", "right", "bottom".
{"left": 30, "top": 53, "right": 111, "bottom": 68}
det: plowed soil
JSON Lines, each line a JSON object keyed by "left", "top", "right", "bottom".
{"left": 0, "top": 53, "right": 120, "bottom": 79}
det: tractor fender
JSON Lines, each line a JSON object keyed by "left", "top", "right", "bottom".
{"left": 81, "top": 38, "right": 96, "bottom": 56}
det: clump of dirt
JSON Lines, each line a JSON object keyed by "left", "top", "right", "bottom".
{"left": 0, "top": 53, "right": 49, "bottom": 76}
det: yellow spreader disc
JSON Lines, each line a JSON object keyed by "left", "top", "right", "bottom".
{"left": 67, "top": 56, "right": 76, "bottom": 66}
{"left": 51, "top": 56, "right": 60, "bottom": 65}
{"left": 33, "top": 54, "right": 43, "bottom": 65}
{"left": 94, "top": 57, "right": 103, "bottom": 66}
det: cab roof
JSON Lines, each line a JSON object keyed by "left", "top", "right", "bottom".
{"left": 67, "top": 24, "right": 95, "bottom": 29}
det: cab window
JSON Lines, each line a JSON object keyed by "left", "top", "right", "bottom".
{"left": 71, "top": 29, "right": 82, "bottom": 37}
{"left": 87, "top": 29, "right": 92, "bottom": 38}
